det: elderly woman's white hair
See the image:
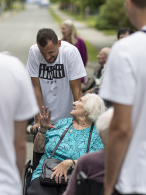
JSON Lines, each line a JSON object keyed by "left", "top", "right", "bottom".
{"left": 96, "top": 107, "right": 114, "bottom": 145}
{"left": 62, "top": 19, "right": 77, "bottom": 45}
{"left": 84, "top": 94, "right": 106, "bottom": 123}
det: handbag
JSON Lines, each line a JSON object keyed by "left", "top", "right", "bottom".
{"left": 39, "top": 122, "right": 94, "bottom": 186}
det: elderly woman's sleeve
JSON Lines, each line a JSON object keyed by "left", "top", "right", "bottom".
{"left": 45, "top": 118, "right": 70, "bottom": 143}
{"left": 90, "top": 131, "right": 104, "bottom": 152}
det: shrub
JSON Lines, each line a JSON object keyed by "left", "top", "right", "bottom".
{"left": 96, "top": 0, "right": 133, "bottom": 30}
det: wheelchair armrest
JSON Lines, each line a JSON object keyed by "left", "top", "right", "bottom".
{"left": 23, "top": 159, "right": 33, "bottom": 188}
{"left": 77, "top": 171, "right": 88, "bottom": 180}
{"left": 76, "top": 171, "right": 103, "bottom": 195}
{"left": 25, "top": 159, "right": 31, "bottom": 167}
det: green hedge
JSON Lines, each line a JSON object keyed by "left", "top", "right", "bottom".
{"left": 96, "top": 0, "right": 133, "bottom": 30}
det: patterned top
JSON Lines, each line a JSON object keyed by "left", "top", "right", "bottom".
{"left": 31, "top": 118, "right": 104, "bottom": 182}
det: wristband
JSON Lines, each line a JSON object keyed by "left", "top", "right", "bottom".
{"left": 38, "top": 127, "right": 46, "bottom": 134}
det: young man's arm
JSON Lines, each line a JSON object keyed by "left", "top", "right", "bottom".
{"left": 104, "top": 103, "right": 132, "bottom": 195}
{"left": 70, "top": 79, "right": 83, "bottom": 101}
{"left": 14, "top": 120, "right": 28, "bottom": 179}
{"left": 30, "top": 77, "right": 42, "bottom": 133}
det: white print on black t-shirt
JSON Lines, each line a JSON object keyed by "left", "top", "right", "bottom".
{"left": 39, "top": 64, "right": 65, "bottom": 80}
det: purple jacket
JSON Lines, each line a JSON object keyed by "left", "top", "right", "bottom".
{"left": 63, "top": 37, "right": 88, "bottom": 83}
{"left": 75, "top": 37, "right": 88, "bottom": 83}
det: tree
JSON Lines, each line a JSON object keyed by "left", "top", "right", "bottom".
{"left": 52, "top": 0, "right": 105, "bottom": 16}
{"left": 96, "top": 0, "right": 133, "bottom": 30}
{"left": 87, "top": 0, "right": 105, "bottom": 11}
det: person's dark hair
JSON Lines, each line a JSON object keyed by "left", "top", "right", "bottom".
{"left": 132, "top": 0, "right": 146, "bottom": 9}
{"left": 117, "top": 27, "right": 134, "bottom": 39}
{"left": 37, "top": 28, "right": 58, "bottom": 47}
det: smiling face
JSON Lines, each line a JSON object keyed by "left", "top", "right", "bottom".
{"left": 70, "top": 96, "right": 88, "bottom": 118}
{"left": 61, "top": 24, "right": 72, "bottom": 39}
{"left": 38, "top": 40, "right": 61, "bottom": 63}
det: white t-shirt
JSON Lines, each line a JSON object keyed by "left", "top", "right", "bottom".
{"left": 0, "top": 53, "right": 38, "bottom": 195}
{"left": 99, "top": 28, "right": 146, "bottom": 194}
{"left": 26, "top": 41, "right": 86, "bottom": 124}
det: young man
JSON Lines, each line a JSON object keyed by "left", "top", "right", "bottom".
{"left": 26, "top": 28, "right": 86, "bottom": 133}
{"left": 0, "top": 53, "right": 38, "bottom": 195}
{"left": 99, "top": 0, "right": 146, "bottom": 195}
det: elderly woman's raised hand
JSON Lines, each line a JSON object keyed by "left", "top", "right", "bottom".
{"left": 40, "top": 106, "right": 56, "bottom": 131}
{"left": 50, "top": 160, "right": 73, "bottom": 184}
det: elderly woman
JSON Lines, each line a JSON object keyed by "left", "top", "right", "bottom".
{"left": 27, "top": 94, "right": 106, "bottom": 195}
{"left": 61, "top": 19, "right": 87, "bottom": 83}
{"left": 63, "top": 108, "right": 114, "bottom": 195}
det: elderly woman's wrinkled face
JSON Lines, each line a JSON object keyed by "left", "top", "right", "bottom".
{"left": 70, "top": 96, "right": 88, "bottom": 117}
{"left": 61, "top": 24, "right": 72, "bottom": 39}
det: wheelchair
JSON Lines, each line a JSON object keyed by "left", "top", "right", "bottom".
{"left": 76, "top": 171, "right": 103, "bottom": 195}
{"left": 23, "top": 127, "right": 43, "bottom": 195}
{"left": 23, "top": 128, "right": 103, "bottom": 195}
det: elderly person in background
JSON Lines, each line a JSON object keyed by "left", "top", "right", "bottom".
{"left": 61, "top": 19, "right": 87, "bottom": 83}
{"left": 82, "top": 47, "right": 110, "bottom": 94}
{"left": 63, "top": 108, "right": 114, "bottom": 195}
{"left": 27, "top": 94, "right": 106, "bottom": 195}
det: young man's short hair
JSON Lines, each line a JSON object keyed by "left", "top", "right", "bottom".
{"left": 117, "top": 27, "right": 134, "bottom": 39}
{"left": 37, "top": 28, "right": 58, "bottom": 47}
{"left": 132, "top": 0, "right": 146, "bottom": 9}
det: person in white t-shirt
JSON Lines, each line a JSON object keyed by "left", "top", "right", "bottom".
{"left": 99, "top": 1, "right": 146, "bottom": 195}
{"left": 0, "top": 53, "right": 38, "bottom": 195}
{"left": 26, "top": 28, "right": 87, "bottom": 133}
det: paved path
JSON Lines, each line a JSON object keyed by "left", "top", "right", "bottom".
{"left": 26, "top": 141, "right": 33, "bottom": 161}
{"left": 50, "top": 4, "right": 117, "bottom": 51}
{"left": 0, "top": 4, "right": 62, "bottom": 64}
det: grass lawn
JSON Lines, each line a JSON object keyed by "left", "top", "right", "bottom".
{"left": 101, "top": 29, "right": 117, "bottom": 36}
{"left": 57, "top": 9, "right": 117, "bottom": 36}
{"left": 49, "top": 7, "right": 62, "bottom": 26}
{"left": 84, "top": 40, "right": 98, "bottom": 61}
{"left": 63, "top": 10, "right": 98, "bottom": 28}
{"left": 49, "top": 7, "right": 99, "bottom": 61}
